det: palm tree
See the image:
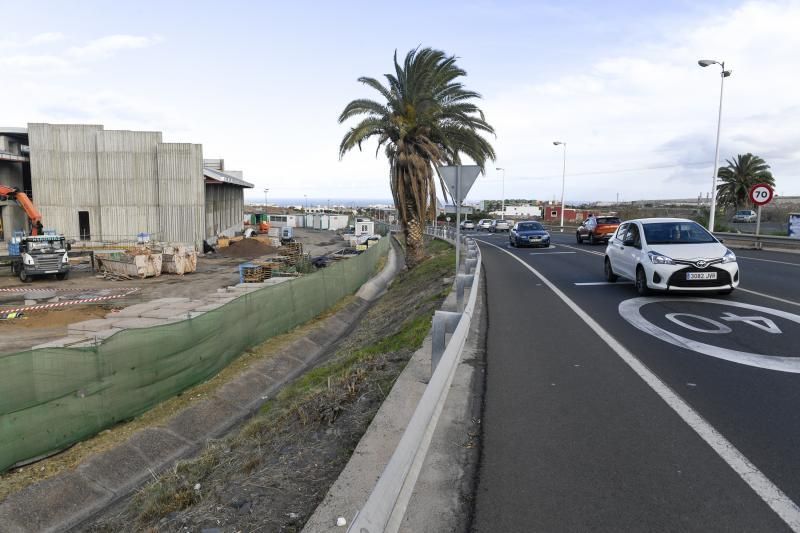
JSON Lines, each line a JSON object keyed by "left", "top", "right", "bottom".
{"left": 716, "top": 153, "right": 775, "bottom": 210}
{"left": 338, "top": 48, "right": 496, "bottom": 268}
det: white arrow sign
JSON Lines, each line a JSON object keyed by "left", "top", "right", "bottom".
{"left": 437, "top": 165, "right": 482, "bottom": 204}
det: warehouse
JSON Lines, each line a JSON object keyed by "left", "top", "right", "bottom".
{"left": 0, "top": 123, "right": 253, "bottom": 249}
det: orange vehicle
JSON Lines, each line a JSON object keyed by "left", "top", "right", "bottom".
{"left": 576, "top": 214, "right": 621, "bottom": 244}
{"left": 0, "top": 185, "right": 44, "bottom": 235}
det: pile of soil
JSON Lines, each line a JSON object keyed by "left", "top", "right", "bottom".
{"left": 0, "top": 305, "right": 113, "bottom": 330}
{"left": 216, "top": 239, "right": 277, "bottom": 259}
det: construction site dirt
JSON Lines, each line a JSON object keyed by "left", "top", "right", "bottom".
{"left": 0, "top": 229, "right": 351, "bottom": 355}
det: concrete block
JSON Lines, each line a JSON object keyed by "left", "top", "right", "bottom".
{"left": 126, "top": 427, "right": 192, "bottom": 464}
{"left": 140, "top": 307, "right": 197, "bottom": 319}
{"left": 0, "top": 471, "right": 112, "bottom": 533}
{"left": 165, "top": 397, "right": 245, "bottom": 443}
{"left": 77, "top": 443, "right": 152, "bottom": 496}
{"left": 108, "top": 317, "right": 170, "bottom": 329}
{"left": 215, "top": 371, "right": 275, "bottom": 409}
{"left": 68, "top": 318, "right": 117, "bottom": 333}
{"left": 192, "top": 302, "right": 226, "bottom": 312}
{"left": 110, "top": 302, "right": 162, "bottom": 318}
{"left": 148, "top": 297, "right": 191, "bottom": 304}
{"left": 32, "top": 336, "right": 91, "bottom": 350}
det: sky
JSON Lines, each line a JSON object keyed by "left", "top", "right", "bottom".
{"left": 2, "top": 0, "right": 799, "bottom": 205}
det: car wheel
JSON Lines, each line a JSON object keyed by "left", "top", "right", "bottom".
{"left": 635, "top": 267, "right": 650, "bottom": 295}
{"left": 576, "top": 232, "right": 583, "bottom": 244}
{"left": 56, "top": 272, "right": 69, "bottom": 281}
{"left": 604, "top": 258, "right": 618, "bottom": 282}
{"left": 19, "top": 269, "right": 32, "bottom": 283}
{"left": 510, "top": 239, "right": 516, "bottom": 247}
{"left": 589, "top": 232, "right": 597, "bottom": 245}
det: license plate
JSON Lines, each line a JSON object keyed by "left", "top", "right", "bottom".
{"left": 687, "top": 272, "right": 717, "bottom": 280}
{"left": 529, "top": 237, "right": 540, "bottom": 241}
{"left": 45, "top": 270, "right": 58, "bottom": 274}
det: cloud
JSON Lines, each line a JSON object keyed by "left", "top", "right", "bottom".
{"left": 473, "top": 0, "right": 800, "bottom": 202}
{"left": 66, "top": 34, "right": 161, "bottom": 61}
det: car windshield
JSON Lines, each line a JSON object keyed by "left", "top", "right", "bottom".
{"left": 517, "top": 222, "right": 543, "bottom": 231}
{"left": 736, "top": 211, "right": 751, "bottom": 215}
{"left": 642, "top": 222, "right": 716, "bottom": 244}
{"left": 596, "top": 217, "right": 620, "bottom": 224}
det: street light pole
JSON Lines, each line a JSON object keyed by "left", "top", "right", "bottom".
{"left": 496, "top": 167, "right": 505, "bottom": 219}
{"left": 263, "top": 188, "right": 269, "bottom": 210}
{"left": 699, "top": 59, "right": 731, "bottom": 232}
{"left": 553, "top": 141, "right": 567, "bottom": 228}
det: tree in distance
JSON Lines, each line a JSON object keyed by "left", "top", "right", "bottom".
{"left": 716, "top": 153, "right": 776, "bottom": 210}
{"left": 338, "top": 47, "right": 496, "bottom": 268}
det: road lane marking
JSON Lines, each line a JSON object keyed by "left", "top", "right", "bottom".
{"left": 619, "top": 297, "right": 800, "bottom": 372}
{"left": 554, "top": 243, "right": 606, "bottom": 256}
{"left": 478, "top": 239, "right": 800, "bottom": 531}
{"left": 574, "top": 281, "right": 632, "bottom": 286}
{"left": 738, "top": 287, "right": 800, "bottom": 308}
{"left": 737, "top": 256, "right": 800, "bottom": 267}
{"left": 528, "top": 251, "right": 575, "bottom": 255}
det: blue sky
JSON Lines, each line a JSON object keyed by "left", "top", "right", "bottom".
{"left": 2, "top": 0, "right": 798, "bottom": 204}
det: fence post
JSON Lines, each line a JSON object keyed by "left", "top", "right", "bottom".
{"left": 456, "top": 273, "right": 474, "bottom": 311}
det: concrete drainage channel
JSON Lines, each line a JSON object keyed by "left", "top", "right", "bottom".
{"left": 0, "top": 238, "right": 402, "bottom": 533}
{"left": 304, "top": 227, "right": 483, "bottom": 533}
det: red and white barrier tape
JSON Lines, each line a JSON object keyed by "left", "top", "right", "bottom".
{"left": 0, "top": 287, "right": 138, "bottom": 292}
{"left": 0, "top": 288, "right": 139, "bottom": 314}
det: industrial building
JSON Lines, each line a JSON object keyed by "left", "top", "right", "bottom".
{"left": 0, "top": 123, "right": 253, "bottom": 249}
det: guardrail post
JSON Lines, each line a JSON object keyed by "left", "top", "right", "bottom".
{"left": 464, "top": 258, "right": 477, "bottom": 275}
{"left": 431, "top": 310, "right": 462, "bottom": 374}
{"left": 456, "top": 273, "right": 474, "bottom": 311}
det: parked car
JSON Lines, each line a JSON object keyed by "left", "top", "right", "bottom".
{"left": 604, "top": 218, "right": 738, "bottom": 295}
{"left": 731, "top": 210, "right": 757, "bottom": 223}
{"left": 460, "top": 219, "right": 476, "bottom": 230}
{"left": 477, "top": 219, "right": 493, "bottom": 231}
{"left": 510, "top": 221, "right": 550, "bottom": 248}
{"left": 489, "top": 219, "right": 511, "bottom": 232}
{"left": 577, "top": 215, "right": 621, "bottom": 244}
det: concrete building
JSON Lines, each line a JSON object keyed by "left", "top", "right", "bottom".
{"left": 0, "top": 124, "right": 253, "bottom": 249}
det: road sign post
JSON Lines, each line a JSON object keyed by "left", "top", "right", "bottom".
{"left": 438, "top": 165, "right": 482, "bottom": 274}
{"left": 749, "top": 184, "right": 774, "bottom": 245}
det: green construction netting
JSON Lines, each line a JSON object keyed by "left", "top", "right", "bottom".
{"left": 0, "top": 237, "right": 390, "bottom": 471}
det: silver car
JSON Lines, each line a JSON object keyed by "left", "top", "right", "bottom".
{"left": 477, "top": 219, "right": 493, "bottom": 231}
{"left": 490, "top": 219, "right": 511, "bottom": 232}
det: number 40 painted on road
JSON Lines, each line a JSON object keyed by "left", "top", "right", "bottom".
{"left": 666, "top": 312, "right": 782, "bottom": 335}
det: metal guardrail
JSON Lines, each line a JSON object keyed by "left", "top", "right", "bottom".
{"left": 347, "top": 226, "right": 481, "bottom": 533}
{"left": 714, "top": 232, "right": 800, "bottom": 250}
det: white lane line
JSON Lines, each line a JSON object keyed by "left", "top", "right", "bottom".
{"left": 738, "top": 287, "right": 800, "bottom": 308}
{"left": 529, "top": 251, "right": 576, "bottom": 255}
{"left": 479, "top": 239, "right": 800, "bottom": 531}
{"left": 738, "top": 256, "right": 800, "bottom": 267}
{"left": 575, "top": 281, "right": 633, "bottom": 286}
{"left": 554, "top": 243, "right": 606, "bottom": 256}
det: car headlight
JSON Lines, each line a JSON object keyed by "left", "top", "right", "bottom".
{"left": 62, "top": 252, "right": 70, "bottom": 263}
{"left": 647, "top": 251, "right": 675, "bottom": 265}
{"left": 22, "top": 254, "right": 34, "bottom": 266}
{"left": 721, "top": 249, "right": 737, "bottom": 263}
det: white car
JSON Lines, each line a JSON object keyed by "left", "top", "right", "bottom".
{"left": 732, "top": 210, "right": 757, "bottom": 223}
{"left": 460, "top": 220, "right": 476, "bottom": 230}
{"left": 476, "top": 219, "right": 493, "bottom": 231}
{"left": 604, "top": 218, "right": 739, "bottom": 295}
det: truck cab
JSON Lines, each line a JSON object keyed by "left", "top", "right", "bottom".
{"left": 11, "top": 234, "right": 70, "bottom": 282}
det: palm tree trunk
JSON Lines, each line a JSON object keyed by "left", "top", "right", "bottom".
{"left": 403, "top": 217, "right": 426, "bottom": 268}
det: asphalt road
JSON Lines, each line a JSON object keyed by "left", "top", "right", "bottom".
{"left": 470, "top": 229, "right": 800, "bottom": 532}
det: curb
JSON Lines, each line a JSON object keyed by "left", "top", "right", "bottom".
{"left": 0, "top": 238, "right": 403, "bottom": 533}
{"left": 303, "top": 270, "right": 486, "bottom": 533}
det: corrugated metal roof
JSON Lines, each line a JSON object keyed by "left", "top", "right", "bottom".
{"left": 203, "top": 167, "right": 254, "bottom": 188}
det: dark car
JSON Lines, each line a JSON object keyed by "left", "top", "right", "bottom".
{"left": 510, "top": 221, "right": 551, "bottom": 248}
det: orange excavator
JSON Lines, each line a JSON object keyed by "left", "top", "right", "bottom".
{"left": 0, "top": 185, "right": 44, "bottom": 235}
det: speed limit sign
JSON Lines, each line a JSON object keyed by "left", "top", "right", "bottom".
{"left": 750, "top": 183, "right": 774, "bottom": 206}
